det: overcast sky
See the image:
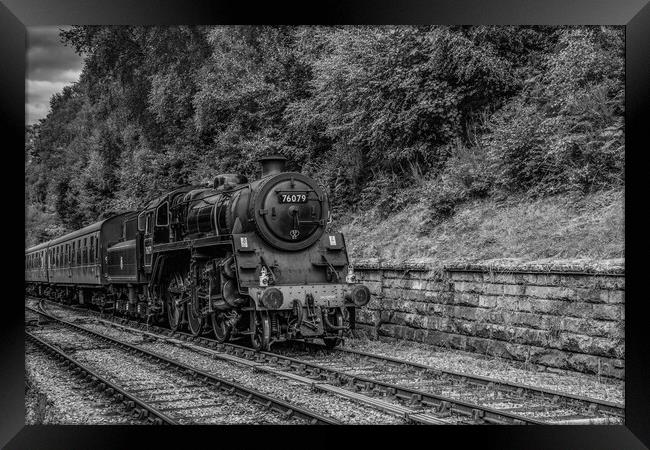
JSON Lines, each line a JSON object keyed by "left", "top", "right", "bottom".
{"left": 26, "top": 26, "right": 83, "bottom": 126}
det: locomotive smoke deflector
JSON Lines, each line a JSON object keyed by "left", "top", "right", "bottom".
{"left": 258, "top": 154, "right": 287, "bottom": 177}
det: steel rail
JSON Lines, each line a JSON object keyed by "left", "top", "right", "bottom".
{"left": 32, "top": 300, "right": 544, "bottom": 424}
{"left": 31, "top": 297, "right": 623, "bottom": 423}
{"left": 25, "top": 330, "right": 177, "bottom": 425}
{"left": 26, "top": 305, "right": 339, "bottom": 425}
{"left": 301, "top": 342, "right": 625, "bottom": 418}
{"left": 31, "top": 301, "right": 446, "bottom": 424}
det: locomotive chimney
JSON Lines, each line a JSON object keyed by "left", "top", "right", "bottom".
{"left": 258, "top": 154, "right": 287, "bottom": 177}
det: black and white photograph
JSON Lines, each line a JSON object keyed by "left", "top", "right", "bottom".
{"left": 21, "top": 23, "right": 630, "bottom": 428}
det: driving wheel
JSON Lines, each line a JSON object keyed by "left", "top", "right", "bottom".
{"left": 166, "top": 273, "right": 188, "bottom": 331}
{"left": 211, "top": 312, "right": 232, "bottom": 343}
{"left": 186, "top": 299, "right": 204, "bottom": 336}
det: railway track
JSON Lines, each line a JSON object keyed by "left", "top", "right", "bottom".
{"left": 26, "top": 304, "right": 339, "bottom": 425}
{"left": 26, "top": 330, "right": 176, "bottom": 425}
{"left": 29, "top": 298, "right": 623, "bottom": 424}
{"left": 278, "top": 342, "right": 625, "bottom": 424}
{"left": 28, "top": 302, "right": 444, "bottom": 424}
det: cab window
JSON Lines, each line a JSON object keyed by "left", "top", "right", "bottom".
{"left": 156, "top": 202, "right": 169, "bottom": 226}
{"left": 137, "top": 212, "right": 146, "bottom": 232}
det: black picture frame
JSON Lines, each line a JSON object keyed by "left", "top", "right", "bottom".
{"left": 3, "top": 1, "right": 648, "bottom": 448}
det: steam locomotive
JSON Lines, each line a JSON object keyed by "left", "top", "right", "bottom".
{"left": 25, "top": 155, "right": 370, "bottom": 350}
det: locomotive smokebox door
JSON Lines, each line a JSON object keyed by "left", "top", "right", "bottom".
{"left": 252, "top": 172, "right": 329, "bottom": 252}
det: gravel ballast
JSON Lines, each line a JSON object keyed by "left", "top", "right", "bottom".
{"left": 29, "top": 327, "right": 304, "bottom": 424}
{"left": 32, "top": 299, "right": 623, "bottom": 424}
{"left": 340, "top": 335, "right": 624, "bottom": 404}
{"left": 25, "top": 342, "right": 143, "bottom": 425}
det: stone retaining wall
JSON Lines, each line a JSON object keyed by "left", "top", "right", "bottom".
{"left": 352, "top": 259, "right": 625, "bottom": 379}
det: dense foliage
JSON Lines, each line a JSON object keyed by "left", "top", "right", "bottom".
{"left": 25, "top": 26, "right": 624, "bottom": 246}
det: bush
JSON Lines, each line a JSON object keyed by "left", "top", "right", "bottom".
{"left": 483, "top": 27, "right": 624, "bottom": 196}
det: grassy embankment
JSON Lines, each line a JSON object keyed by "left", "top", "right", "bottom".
{"left": 340, "top": 189, "right": 624, "bottom": 267}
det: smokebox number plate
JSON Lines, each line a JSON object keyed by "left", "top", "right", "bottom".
{"left": 278, "top": 192, "right": 308, "bottom": 203}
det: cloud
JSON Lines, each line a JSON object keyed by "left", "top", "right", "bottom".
{"left": 26, "top": 26, "right": 84, "bottom": 125}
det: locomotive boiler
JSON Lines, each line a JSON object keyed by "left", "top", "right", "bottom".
{"left": 25, "top": 155, "right": 370, "bottom": 351}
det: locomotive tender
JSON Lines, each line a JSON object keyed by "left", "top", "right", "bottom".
{"left": 25, "top": 155, "right": 370, "bottom": 350}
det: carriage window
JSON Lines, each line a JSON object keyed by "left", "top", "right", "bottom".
{"left": 83, "top": 238, "right": 88, "bottom": 263}
{"left": 90, "top": 236, "right": 94, "bottom": 262}
{"left": 145, "top": 213, "right": 152, "bottom": 234}
{"left": 95, "top": 237, "right": 99, "bottom": 264}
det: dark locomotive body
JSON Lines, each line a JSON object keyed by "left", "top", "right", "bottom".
{"left": 25, "top": 156, "right": 370, "bottom": 350}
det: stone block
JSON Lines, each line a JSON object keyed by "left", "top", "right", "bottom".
{"left": 605, "top": 290, "right": 624, "bottom": 304}
{"left": 379, "top": 310, "right": 393, "bottom": 323}
{"left": 423, "top": 290, "right": 451, "bottom": 304}
{"left": 589, "top": 303, "right": 623, "bottom": 321}
{"left": 483, "top": 272, "right": 523, "bottom": 285}
{"left": 495, "top": 295, "right": 520, "bottom": 311}
{"left": 464, "top": 335, "right": 490, "bottom": 354}
{"left": 524, "top": 285, "right": 573, "bottom": 300}
{"left": 531, "top": 348, "right": 569, "bottom": 369}
{"left": 392, "top": 312, "right": 428, "bottom": 329}
{"left": 483, "top": 283, "right": 505, "bottom": 295}
{"left": 454, "top": 292, "right": 480, "bottom": 306}
{"left": 561, "top": 317, "right": 624, "bottom": 338}
{"left": 449, "top": 271, "right": 483, "bottom": 282}
{"left": 502, "top": 283, "right": 526, "bottom": 296}
{"left": 478, "top": 295, "right": 497, "bottom": 308}
{"left": 565, "top": 354, "right": 624, "bottom": 378}
{"left": 413, "top": 328, "right": 427, "bottom": 342}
